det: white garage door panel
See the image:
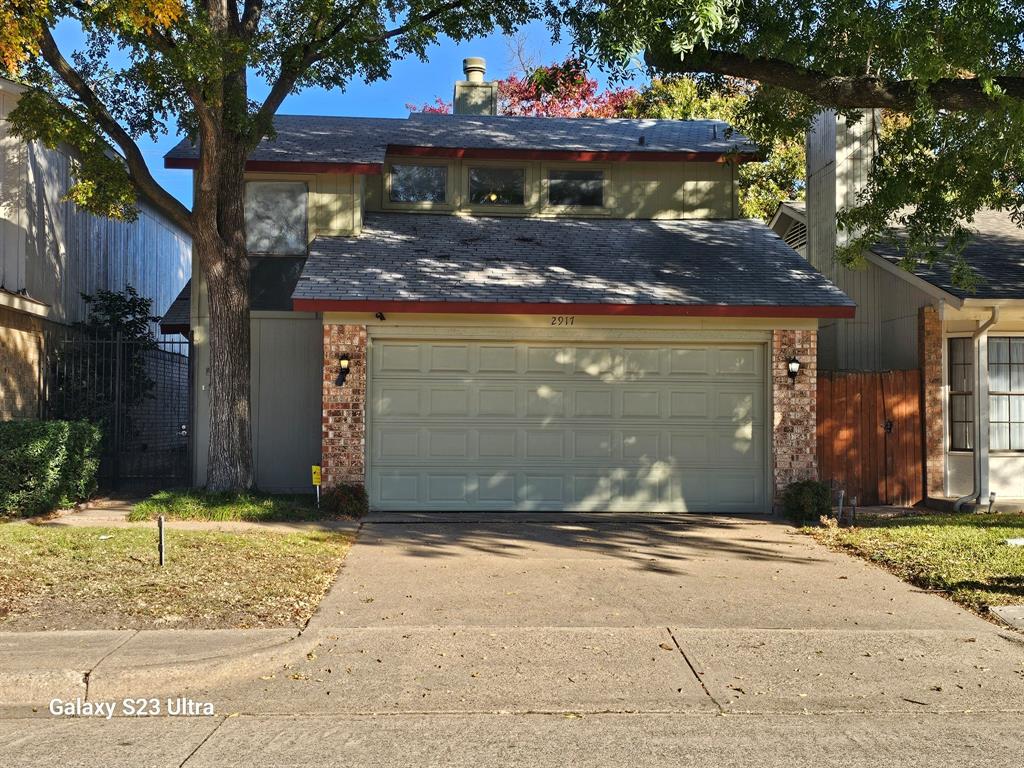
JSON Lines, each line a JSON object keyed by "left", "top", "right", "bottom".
{"left": 370, "top": 341, "right": 768, "bottom": 512}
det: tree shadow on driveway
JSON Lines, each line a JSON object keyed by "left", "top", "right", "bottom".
{"left": 352, "top": 513, "right": 823, "bottom": 575}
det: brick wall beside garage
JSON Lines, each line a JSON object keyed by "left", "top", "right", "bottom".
{"left": 772, "top": 329, "right": 818, "bottom": 500}
{"left": 918, "top": 305, "right": 944, "bottom": 498}
{"left": 322, "top": 324, "right": 367, "bottom": 489}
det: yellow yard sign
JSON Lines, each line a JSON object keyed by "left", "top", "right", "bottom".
{"left": 311, "top": 465, "right": 322, "bottom": 486}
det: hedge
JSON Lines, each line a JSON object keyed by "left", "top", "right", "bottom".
{"left": 0, "top": 420, "right": 102, "bottom": 517}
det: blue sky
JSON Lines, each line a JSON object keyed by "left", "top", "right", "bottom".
{"left": 54, "top": 21, "right": 631, "bottom": 208}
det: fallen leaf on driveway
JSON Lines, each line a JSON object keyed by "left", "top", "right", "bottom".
{"left": 659, "top": 643, "right": 674, "bottom": 651}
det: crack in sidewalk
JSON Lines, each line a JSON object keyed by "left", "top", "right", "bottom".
{"left": 178, "top": 715, "right": 230, "bottom": 767}
{"left": 83, "top": 630, "right": 139, "bottom": 701}
{"left": 666, "top": 627, "right": 723, "bottom": 713}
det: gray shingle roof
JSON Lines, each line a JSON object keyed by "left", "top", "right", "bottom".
{"left": 165, "top": 114, "right": 758, "bottom": 167}
{"left": 294, "top": 213, "right": 853, "bottom": 310}
{"left": 165, "top": 116, "right": 405, "bottom": 166}
{"left": 871, "top": 210, "right": 1024, "bottom": 299}
{"left": 159, "top": 280, "right": 190, "bottom": 335}
{"left": 398, "top": 113, "right": 757, "bottom": 155}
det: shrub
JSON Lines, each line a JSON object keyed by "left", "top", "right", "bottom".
{"left": 0, "top": 420, "right": 102, "bottom": 517}
{"left": 781, "top": 479, "right": 831, "bottom": 526}
{"left": 321, "top": 483, "right": 369, "bottom": 518}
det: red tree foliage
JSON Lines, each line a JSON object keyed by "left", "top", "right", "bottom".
{"left": 410, "top": 59, "right": 637, "bottom": 117}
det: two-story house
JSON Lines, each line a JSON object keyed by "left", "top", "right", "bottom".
{"left": 1, "top": 76, "right": 191, "bottom": 421}
{"left": 772, "top": 110, "right": 1024, "bottom": 507}
{"left": 163, "top": 59, "right": 852, "bottom": 512}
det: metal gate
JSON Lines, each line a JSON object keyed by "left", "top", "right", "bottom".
{"left": 44, "top": 331, "right": 192, "bottom": 490}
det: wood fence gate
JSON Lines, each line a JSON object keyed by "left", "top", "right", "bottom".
{"left": 816, "top": 370, "right": 924, "bottom": 506}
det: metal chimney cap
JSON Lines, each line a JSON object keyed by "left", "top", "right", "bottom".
{"left": 463, "top": 57, "right": 487, "bottom": 83}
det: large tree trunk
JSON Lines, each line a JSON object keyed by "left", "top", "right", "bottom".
{"left": 194, "top": 142, "right": 253, "bottom": 491}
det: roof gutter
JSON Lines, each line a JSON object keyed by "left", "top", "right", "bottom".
{"left": 292, "top": 298, "right": 855, "bottom": 319}
{"left": 953, "top": 305, "right": 1000, "bottom": 512}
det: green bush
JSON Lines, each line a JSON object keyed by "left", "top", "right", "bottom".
{"left": 0, "top": 420, "right": 102, "bottom": 517}
{"left": 321, "top": 483, "right": 369, "bottom": 518}
{"left": 781, "top": 479, "right": 832, "bottom": 526}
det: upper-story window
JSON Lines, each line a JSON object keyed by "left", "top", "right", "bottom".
{"left": 245, "top": 181, "right": 307, "bottom": 254}
{"left": 548, "top": 169, "right": 604, "bottom": 207}
{"left": 468, "top": 167, "right": 526, "bottom": 206}
{"left": 390, "top": 164, "right": 447, "bottom": 203}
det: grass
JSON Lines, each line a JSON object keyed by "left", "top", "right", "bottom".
{"left": 0, "top": 522, "right": 351, "bottom": 630}
{"left": 129, "top": 489, "right": 328, "bottom": 522}
{"left": 810, "top": 512, "right": 1024, "bottom": 614}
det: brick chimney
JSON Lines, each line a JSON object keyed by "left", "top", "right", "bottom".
{"left": 453, "top": 57, "right": 498, "bottom": 115}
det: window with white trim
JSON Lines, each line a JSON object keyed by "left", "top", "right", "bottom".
{"left": 948, "top": 337, "right": 974, "bottom": 451}
{"left": 947, "top": 336, "right": 1024, "bottom": 452}
{"left": 988, "top": 337, "right": 1024, "bottom": 451}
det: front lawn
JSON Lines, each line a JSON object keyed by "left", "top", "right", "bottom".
{"left": 0, "top": 523, "right": 351, "bottom": 630}
{"left": 811, "top": 513, "right": 1024, "bottom": 614}
{"left": 129, "top": 489, "right": 322, "bottom": 522}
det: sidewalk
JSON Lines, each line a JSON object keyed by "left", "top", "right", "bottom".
{"left": 35, "top": 497, "right": 360, "bottom": 535}
{"left": 3, "top": 513, "right": 1023, "bottom": 767}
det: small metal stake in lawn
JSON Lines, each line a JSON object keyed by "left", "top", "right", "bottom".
{"left": 158, "top": 515, "right": 165, "bottom": 566}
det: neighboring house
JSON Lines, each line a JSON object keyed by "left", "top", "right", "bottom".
{"left": 163, "top": 59, "right": 853, "bottom": 510}
{"left": 773, "top": 111, "right": 1024, "bottom": 503}
{"left": 0, "top": 76, "right": 192, "bottom": 420}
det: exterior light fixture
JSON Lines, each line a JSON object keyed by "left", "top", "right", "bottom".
{"left": 786, "top": 356, "right": 801, "bottom": 380}
{"left": 336, "top": 353, "right": 352, "bottom": 386}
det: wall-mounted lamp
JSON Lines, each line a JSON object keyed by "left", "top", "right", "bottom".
{"left": 375, "top": 312, "right": 386, "bottom": 321}
{"left": 336, "top": 353, "right": 352, "bottom": 386}
{"left": 786, "top": 356, "right": 801, "bottom": 380}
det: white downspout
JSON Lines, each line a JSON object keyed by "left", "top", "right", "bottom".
{"left": 954, "top": 306, "right": 1000, "bottom": 511}
{"left": 938, "top": 299, "right": 949, "bottom": 497}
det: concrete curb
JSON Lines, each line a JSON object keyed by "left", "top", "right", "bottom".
{"left": 0, "top": 627, "right": 325, "bottom": 716}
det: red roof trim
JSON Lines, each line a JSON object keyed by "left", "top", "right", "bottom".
{"left": 293, "top": 299, "right": 855, "bottom": 319}
{"left": 387, "top": 145, "right": 761, "bottom": 164}
{"left": 164, "top": 157, "right": 383, "bottom": 175}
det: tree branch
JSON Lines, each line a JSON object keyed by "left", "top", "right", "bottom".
{"left": 241, "top": 0, "right": 264, "bottom": 36}
{"left": 644, "top": 46, "right": 1024, "bottom": 112}
{"left": 253, "top": 0, "right": 472, "bottom": 135}
{"left": 38, "top": 27, "right": 194, "bottom": 233}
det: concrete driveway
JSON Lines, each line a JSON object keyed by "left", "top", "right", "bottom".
{"left": 4, "top": 514, "right": 1024, "bottom": 767}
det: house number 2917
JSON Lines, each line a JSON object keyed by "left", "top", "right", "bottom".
{"left": 550, "top": 315, "right": 575, "bottom": 326}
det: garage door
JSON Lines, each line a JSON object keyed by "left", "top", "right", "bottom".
{"left": 369, "top": 339, "right": 768, "bottom": 512}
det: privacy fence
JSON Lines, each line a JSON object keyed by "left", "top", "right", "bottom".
{"left": 816, "top": 370, "right": 924, "bottom": 507}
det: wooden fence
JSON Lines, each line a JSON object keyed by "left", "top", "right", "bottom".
{"left": 816, "top": 370, "right": 924, "bottom": 506}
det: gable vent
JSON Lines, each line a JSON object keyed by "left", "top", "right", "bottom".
{"left": 783, "top": 220, "right": 807, "bottom": 250}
